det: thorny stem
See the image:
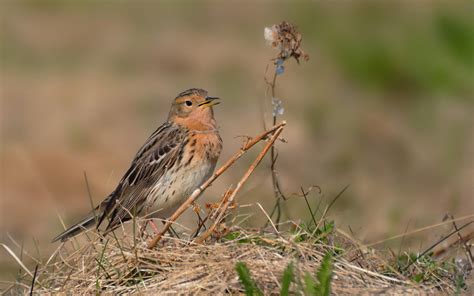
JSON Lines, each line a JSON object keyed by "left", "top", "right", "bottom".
{"left": 147, "top": 121, "right": 286, "bottom": 248}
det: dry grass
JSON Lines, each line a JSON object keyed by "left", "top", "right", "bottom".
{"left": 3, "top": 218, "right": 463, "bottom": 295}
{"left": 2, "top": 115, "right": 466, "bottom": 295}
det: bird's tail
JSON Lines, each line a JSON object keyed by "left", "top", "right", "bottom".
{"left": 51, "top": 212, "right": 98, "bottom": 243}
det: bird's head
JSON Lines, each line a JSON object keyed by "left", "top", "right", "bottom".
{"left": 168, "top": 88, "right": 220, "bottom": 131}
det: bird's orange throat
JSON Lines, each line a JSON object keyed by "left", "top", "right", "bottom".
{"left": 172, "top": 108, "right": 217, "bottom": 131}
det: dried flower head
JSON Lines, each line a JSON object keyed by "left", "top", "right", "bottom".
{"left": 264, "top": 21, "right": 309, "bottom": 63}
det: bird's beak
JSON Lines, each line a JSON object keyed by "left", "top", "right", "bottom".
{"left": 198, "top": 96, "right": 220, "bottom": 108}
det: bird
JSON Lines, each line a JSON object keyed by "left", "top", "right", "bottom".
{"left": 52, "top": 88, "right": 222, "bottom": 242}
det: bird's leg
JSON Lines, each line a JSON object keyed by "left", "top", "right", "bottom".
{"left": 192, "top": 202, "right": 206, "bottom": 229}
{"left": 138, "top": 220, "right": 151, "bottom": 238}
{"left": 191, "top": 202, "right": 208, "bottom": 238}
{"left": 169, "top": 226, "right": 180, "bottom": 238}
{"left": 149, "top": 220, "right": 160, "bottom": 234}
{"left": 138, "top": 219, "right": 177, "bottom": 239}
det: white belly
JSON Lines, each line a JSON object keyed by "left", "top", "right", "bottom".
{"left": 145, "top": 160, "right": 215, "bottom": 218}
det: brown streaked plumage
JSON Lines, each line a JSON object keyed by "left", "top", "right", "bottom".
{"left": 52, "top": 88, "right": 222, "bottom": 242}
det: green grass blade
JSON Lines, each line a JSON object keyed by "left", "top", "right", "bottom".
{"left": 235, "top": 262, "right": 263, "bottom": 296}
{"left": 315, "top": 252, "right": 333, "bottom": 296}
{"left": 280, "top": 262, "right": 294, "bottom": 296}
{"left": 303, "top": 272, "right": 316, "bottom": 295}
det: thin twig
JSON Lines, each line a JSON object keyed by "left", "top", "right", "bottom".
{"left": 312, "top": 184, "right": 349, "bottom": 236}
{"left": 29, "top": 265, "right": 38, "bottom": 296}
{"left": 83, "top": 171, "right": 98, "bottom": 225}
{"left": 367, "top": 214, "right": 474, "bottom": 247}
{"left": 402, "top": 221, "right": 474, "bottom": 272}
{"left": 209, "top": 186, "right": 234, "bottom": 221}
{"left": 193, "top": 126, "right": 284, "bottom": 244}
{"left": 6, "top": 234, "right": 41, "bottom": 265}
{"left": 265, "top": 64, "right": 288, "bottom": 229}
{"left": 147, "top": 122, "right": 286, "bottom": 248}
{"left": 1, "top": 244, "right": 34, "bottom": 277}
{"left": 336, "top": 228, "right": 408, "bottom": 281}
{"left": 256, "top": 203, "right": 279, "bottom": 235}
{"left": 191, "top": 214, "right": 209, "bottom": 239}
{"left": 398, "top": 219, "right": 412, "bottom": 259}
{"left": 192, "top": 186, "right": 233, "bottom": 239}
{"left": 449, "top": 214, "right": 473, "bottom": 264}
{"left": 301, "top": 186, "right": 317, "bottom": 227}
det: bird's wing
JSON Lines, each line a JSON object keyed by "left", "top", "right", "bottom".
{"left": 97, "top": 122, "right": 189, "bottom": 231}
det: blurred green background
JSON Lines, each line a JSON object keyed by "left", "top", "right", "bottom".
{"left": 1, "top": 0, "right": 473, "bottom": 283}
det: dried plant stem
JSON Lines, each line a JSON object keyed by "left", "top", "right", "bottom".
{"left": 402, "top": 221, "right": 473, "bottom": 271}
{"left": 263, "top": 21, "right": 309, "bottom": 228}
{"left": 147, "top": 121, "right": 286, "bottom": 248}
{"left": 449, "top": 214, "right": 473, "bottom": 264}
{"left": 194, "top": 126, "right": 284, "bottom": 244}
{"left": 433, "top": 215, "right": 474, "bottom": 260}
{"left": 366, "top": 213, "right": 474, "bottom": 247}
{"left": 264, "top": 64, "right": 288, "bottom": 230}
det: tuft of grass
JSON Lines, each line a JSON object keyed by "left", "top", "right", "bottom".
{"left": 235, "top": 262, "right": 263, "bottom": 296}
{"left": 235, "top": 257, "right": 334, "bottom": 296}
{"left": 315, "top": 253, "right": 334, "bottom": 295}
{"left": 280, "top": 262, "right": 294, "bottom": 296}
{"left": 304, "top": 252, "right": 333, "bottom": 296}
{"left": 235, "top": 252, "right": 335, "bottom": 296}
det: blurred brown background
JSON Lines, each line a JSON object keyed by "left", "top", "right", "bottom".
{"left": 1, "top": 0, "right": 473, "bottom": 281}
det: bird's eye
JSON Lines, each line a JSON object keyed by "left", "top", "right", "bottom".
{"left": 185, "top": 100, "right": 193, "bottom": 106}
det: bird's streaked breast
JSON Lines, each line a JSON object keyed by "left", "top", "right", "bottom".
{"left": 145, "top": 130, "right": 222, "bottom": 217}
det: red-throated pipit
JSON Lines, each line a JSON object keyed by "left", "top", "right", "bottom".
{"left": 53, "top": 88, "right": 222, "bottom": 242}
